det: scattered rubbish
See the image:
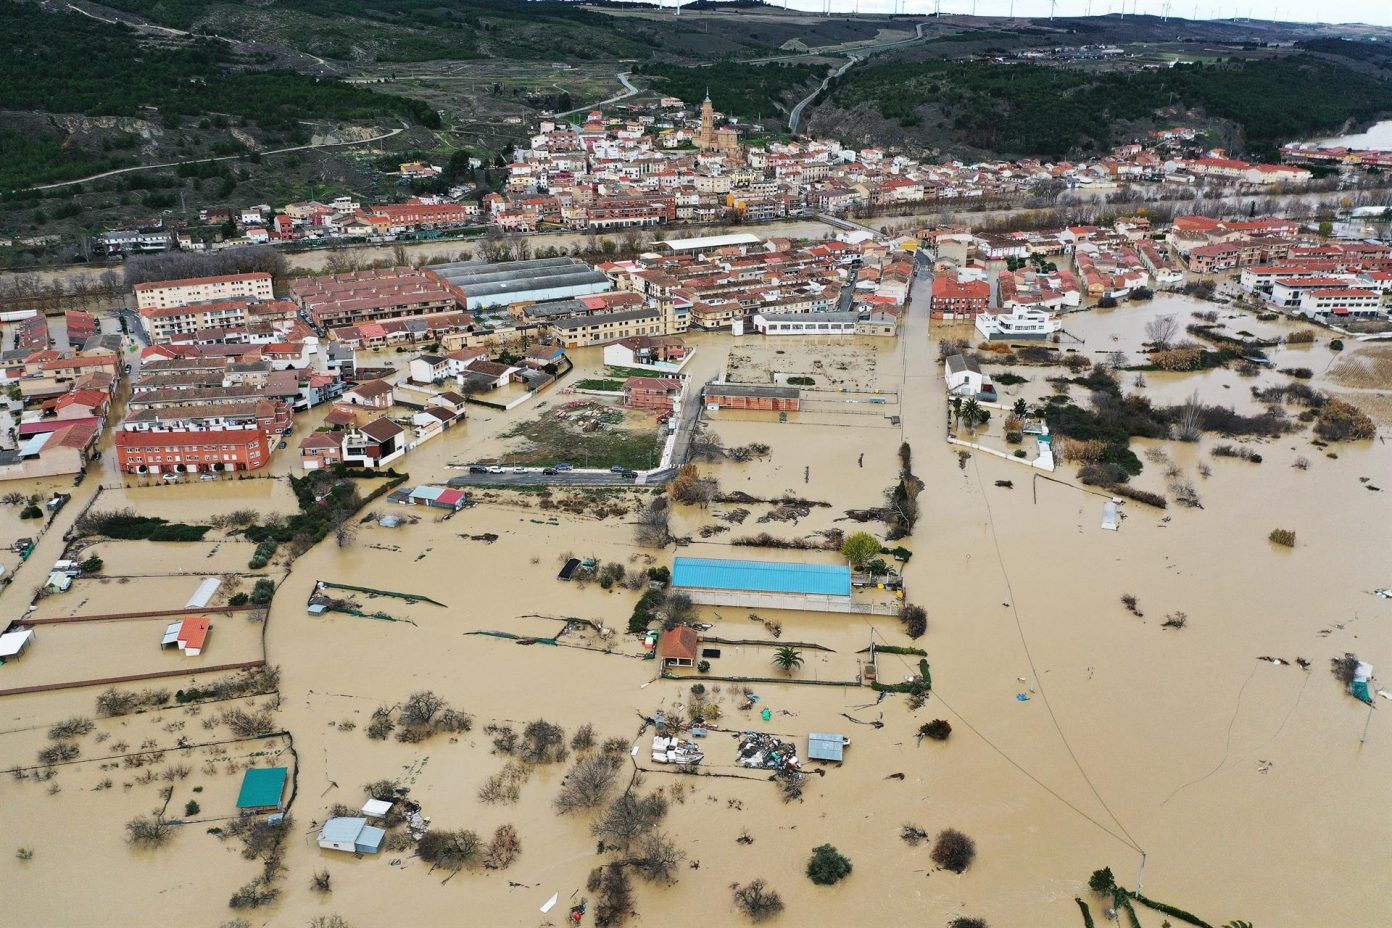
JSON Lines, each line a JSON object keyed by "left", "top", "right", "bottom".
{"left": 1378, "top": 690, "right": 1392, "bottom": 701}
{"left": 541, "top": 893, "right": 559, "bottom": 914}
{"left": 884, "top": 772, "right": 906, "bottom": 780}
{"left": 994, "top": 480, "right": 1014, "bottom": 489}
{"left": 1256, "top": 759, "right": 1274, "bottom": 774}
{"left": 760, "top": 708, "right": 771, "bottom": 722}
{"left": 1016, "top": 693, "right": 1031, "bottom": 702}
{"left": 1351, "top": 661, "right": 1375, "bottom": 704}
{"left": 1374, "top": 589, "right": 1392, "bottom": 600}
{"left": 1101, "top": 499, "right": 1120, "bottom": 531}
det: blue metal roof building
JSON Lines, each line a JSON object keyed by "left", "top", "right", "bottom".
{"left": 236, "top": 767, "right": 288, "bottom": 811}
{"left": 672, "top": 557, "right": 851, "bottom": 597}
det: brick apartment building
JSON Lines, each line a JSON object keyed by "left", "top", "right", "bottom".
{"left": 930, "top": 274, "right": 991, "bottom": 319}
{"left": 290, "top": 267, "right": 469, "bottom": 329}
{"left": 133, "top": 273, "right": 274, "bottom": 312}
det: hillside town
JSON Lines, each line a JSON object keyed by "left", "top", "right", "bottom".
{"left": 86, "top": 90, "right": 1374, "bottom": 259}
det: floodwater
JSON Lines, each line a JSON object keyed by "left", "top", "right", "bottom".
{"left": 2, "top": 288, "right": 1390, "bottom": 928}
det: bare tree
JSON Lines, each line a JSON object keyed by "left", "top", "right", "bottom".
{"left": 634, "top": 496, "right": 671, "bottom": 548}
{"left": 592, "top": 791, "right": 668, "bottom": 848}
{"left": 623, "top": 831, "right": 684, "bottom": 883}
{"left": 555, "top": 752, "right": 624, "bottom": 813}
{"left": 1144, "top": 314, "right": 1179, "bottom": 350}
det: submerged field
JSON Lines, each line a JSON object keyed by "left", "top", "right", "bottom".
{"left": 2, "top": 291, "right": 1390, "bottom": 928}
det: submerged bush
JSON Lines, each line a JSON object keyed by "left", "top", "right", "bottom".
{"left": 806, "top": 844, "right": 852, "bottom": 885}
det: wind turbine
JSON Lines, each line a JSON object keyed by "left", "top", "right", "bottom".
{"left": 1162, "top": 0, "right": 1171, "bottom": 20}
{"left": 1049, "top": 0, "right": 1058, "bottom": 20}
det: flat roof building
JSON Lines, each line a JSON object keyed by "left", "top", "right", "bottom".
{"left": 432, "top": 257, "right": 611, "bottom": 312}
{"left": 672, "top": 556, "right": 852, "bottom": 611}
{"left": 702, "top": 382, "right": 800, "bottom": 412}
{"left": 236, "top": 766, "right": 288, "bottom": 812}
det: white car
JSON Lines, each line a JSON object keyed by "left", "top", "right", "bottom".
{"left": 199, "top": 473, "right": 217, "bottom": 481}
{"left": 161, "top": 473, "right": 180, "bottom": 482}
{"left": 511, "top": 466, "right": 527, "bottom": 473}
{"left": 486, "top": 465, "right": 504, "bottom": 474}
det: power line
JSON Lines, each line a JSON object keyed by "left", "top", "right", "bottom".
{"left": 969, "top": 454, "right": 1145, "bottom": 854}
{"left": 868, "top": 626, "right": 1141, "bottom": 852}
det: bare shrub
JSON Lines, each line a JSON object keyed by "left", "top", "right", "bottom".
{"left": 417, "top": 829, "right": 481, "bottom": 872}
{"left": 1162, "top": 612, "right": 1188, "bottom": 630}
{"left": 900, "top": 824, "right": 929, "bottom": 846}
{"left": 48, "top": 717, "right": 94, "bottom": 739}
{"left": 228, "top": 879, "right": 279, "bottom": 909}
{"left": 222, "top": 709, "right": 275, "bottom": 738}
{"left": 732, "top": 879, "right": 784, "bottom": 922}
{"left": 634, "top": 496, "right": 672, "bottom": 548}
{"left": 311, "top": 869, "right": 332, "bottom": 893}
{"left": 483, "top": 824, "right": 521, "bottom": 870}
{"left": 478, "top": 762, "right": 529, "bottom": 805}
{"left": 931, "top": 829, "right": 976, "bottom": 873}
{"left": 1269, "top": 528, "right": 1296, "bottom": 547}
{"left": 38, "top": 742, "right": 80, "bottom": 765}
{"left": 400, "top": 691, "right": 445, "bottom": 728}
{"left": 366, "top": 707, "right": 395, "bottom": 740}
{"left": 571, "top": 723, "right": 596, "bottom": 751}
{"left": 899, "top": 603, "right": 927, "bottom": 639}
{"left": 125, "top": 815, "right": 172, "bottom": 848}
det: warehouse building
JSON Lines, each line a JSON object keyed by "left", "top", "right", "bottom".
{"left": 432, "top": 257, "right": 611, "bottom": 312}
{"left": 702, "top": 383, "right": 800, "bottom": 412}
{"left": 671, "top": 556, "right": 852, "bottom": 612}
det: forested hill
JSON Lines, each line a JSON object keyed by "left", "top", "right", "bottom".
{"left": 821, "top": 53, "right": 1392, "bottom": 161}
{"left": 0, "top": 2, "right": 436, "bottom": 129}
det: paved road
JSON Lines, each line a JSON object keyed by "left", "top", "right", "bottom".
{"left": 552, "top": 72, "right": 638, "bottom": 120}
{"left": 788, "top": 54, "right": 860, "bottom": 134}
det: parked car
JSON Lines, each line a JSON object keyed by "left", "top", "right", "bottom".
{"left": 161, "top": 473, "right": 180, "bottom": 482}
{"left": 200, "top": 473, "right": 217, "bottom": 481}
{"left": 609, "top": 465, "right": 627, "bottom": 474}
{"left": 511, "top": 466, "right": 527, "bottom": 473}
{"left": 485, "top": 465, "right": 504, "bottom": 474}
{"left": 542, "top": 468, "right": 558, "bottom": 475}
{"left": 468, "top": 465, "right": 488, "bottom": 474}
{"left": 554, "top": 462, "right": 574, "bottom": 471}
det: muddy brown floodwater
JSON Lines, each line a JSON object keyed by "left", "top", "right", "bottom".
{"left": 1, "top": 290, "right": 1389, "bottom": 928}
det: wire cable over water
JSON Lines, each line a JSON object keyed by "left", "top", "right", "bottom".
{"left": 969, "top": 453, "right": 1146, "bottom": 855}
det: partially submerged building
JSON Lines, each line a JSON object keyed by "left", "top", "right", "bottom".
{"left": 702, "top": 383, "right": 800, "bottom": 412}
{"left": 318, "top": 816, "right": 386, "bottom": 854}
{"left": 236, "top": 767, "right": 288, "bottom": 814}
{"left": 161, "top": 617, "right": 211, "bottom": 656}
{"left": 671, "top": 557, "right": 852, "bottom": 612}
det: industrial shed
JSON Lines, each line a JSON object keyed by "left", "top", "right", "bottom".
{"left": 671, "top": 557, "right": 852, "bottom": 612}
{"left": 432, "top": 257, "right": 611, "bottom": 312}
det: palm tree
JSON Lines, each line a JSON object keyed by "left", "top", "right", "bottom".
{"left": 961, "top": 397, "right": 983, "bottom": 431}
{"left": 949, "top": 396, "right": 962, "bottom": 429}
{"left": 771, "top": 646, "right": 803, "bottom": 675}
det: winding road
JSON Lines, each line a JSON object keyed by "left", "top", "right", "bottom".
{"left": 789, "top": 54, "right": 861, "bottom": 134}
{"left": 551, "top": 72, "right": 639, "bottom": 120}
{"left": 18, "top": 121, "right": 409, "bottom": 193}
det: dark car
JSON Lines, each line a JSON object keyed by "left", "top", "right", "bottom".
{"left": 468, "top": 465, "right": 488, "bottom": 474}
{"left": 542, "top": 467, "right": 558, "bottom": 475}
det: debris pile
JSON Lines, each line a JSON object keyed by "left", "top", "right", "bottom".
{"left": 736, "top": 732, "right": 800, "bottom": 771}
